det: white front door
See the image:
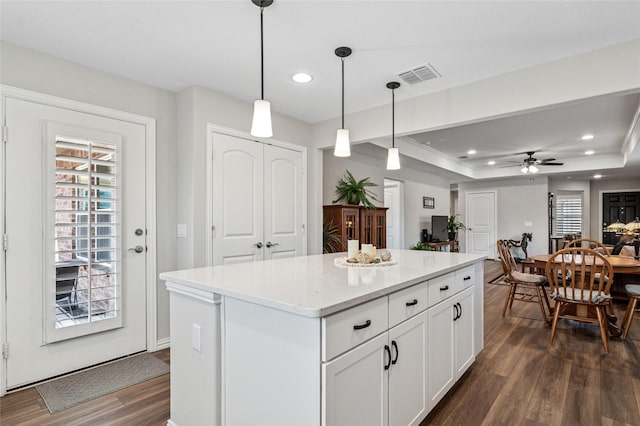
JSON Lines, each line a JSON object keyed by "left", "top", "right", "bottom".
{"left": 4, "top": 98, "right": 147, "bottom": 389}
{"left": 465, "top": 191, "right": 496, "bottom": 259}
{"left": 210, "top": 132, "right": 304, "bottom": 265}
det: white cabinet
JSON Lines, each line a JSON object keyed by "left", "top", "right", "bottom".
{"left": 427, "top": 286, "right": 475, "bottom": 410}
{"left": 163, "top": 253, "right": 484, "bottom": 426}
{"left": 388, "top": 312, "right": 428, "bottom": 426}
{"left": 322, "top": 333, "right": 389, "bottom": 426}
{"left": 323, "top": 284, "right": 429, "bottom": 426}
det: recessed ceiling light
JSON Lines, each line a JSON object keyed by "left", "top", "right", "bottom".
{"left": 581, "top": 134, "right": 594, "bottom": 140}
{"left": 487, "top": 160, "right": 495, "bottom": 166}
{"left": 291, "top": 73, "right": 313, "bottom": 83}
{"left": 593, "top": 174, "right": 602, "bottom": 179}
{"left": 585, "top": 150, "right": 595, "bottom": 155}
{"left": 467, "top": 149, "right": 476, "bottom": 155}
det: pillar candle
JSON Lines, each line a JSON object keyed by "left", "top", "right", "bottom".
{"left": 348, "top": 240, "right": 359, "bottom": 258}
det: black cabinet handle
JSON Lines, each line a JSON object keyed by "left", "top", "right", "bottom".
{"left": 453, "top": 303, "right": 460, "bottom": 321}
{"left": 405, "top": 299, "right": 418, "bottom": 307}
{"left": 457, "top": 302, "right": 462, "bottom": 318}
{"left": 439, "top": 285, "right": 449, "bottom": 291}
{"left": 391, "top": 340, "right": 399, "bottom": 365}
{"left": 353, "top": 319, "right": 371, "bottom": 330}
{"left": 384, "top": 345, "right": 391, "bottom": 370}
{"left": 463, "top": 276, "right": 471, "bottom": 281}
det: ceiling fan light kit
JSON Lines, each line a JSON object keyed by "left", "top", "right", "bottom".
{"left": 250, "top": 0, "right": 273, "bottom": 138}
{"left": 519, "top": 151, "right": 563, "bottom": 173}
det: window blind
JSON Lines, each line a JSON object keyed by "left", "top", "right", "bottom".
{"left": 556, "top": 195, "right": 582, "bottom": 234}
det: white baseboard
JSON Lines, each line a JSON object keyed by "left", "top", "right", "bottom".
{"left": 154, "top": 337, "right": 170, "bottom": 351}
{"left": 166, "top": 420, "right": 177, "bottom": 426}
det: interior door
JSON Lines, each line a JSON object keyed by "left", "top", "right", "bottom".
{"left": 465, "top": 191, "right": 496, "bottom": 259}
{"left": 211, "top": 132, "right": 304, "bottom": 265}
{"left": 384, "top": 179, "right": 403, "bottom": 250}
{"left": 211, "top": 133, "right": 264, "bottom": 265}
{"left": 4, "top": 98, "right": 147, "bottom": 389}
{"left": 263, "top": 144, "right": 304, "bottom": 260}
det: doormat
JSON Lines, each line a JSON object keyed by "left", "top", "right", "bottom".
{"left": 35, "top": 353, "right": 169, "bottom": 413}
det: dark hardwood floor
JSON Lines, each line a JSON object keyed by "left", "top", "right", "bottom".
{"left": 2, "top": 260, "right": 639, "bottom": 425}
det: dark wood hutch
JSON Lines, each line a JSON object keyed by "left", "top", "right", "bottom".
{"left": 323, "top": 205, "right": 387, "bottom": 252}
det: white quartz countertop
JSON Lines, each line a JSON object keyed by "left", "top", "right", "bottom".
{"left": 160, "top": 250, "right": 486, "bottom": 318}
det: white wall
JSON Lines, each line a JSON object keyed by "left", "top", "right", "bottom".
{"left": 0, "top": 41, "right": 177, "bottom": 341}
{"left": 311, "top": 39, "right": 640, "bottom": 176}
{"left": 323, "top": 150, "right": 451, "bottom": 249}
{"left": 175, "top": 86, "right": 312, "bottom": 269}
{"left": 458, "top": 176, "right": 549, "bottom": 256}
{"left": 548, "top": 178, "right": 591, "bottom": 237}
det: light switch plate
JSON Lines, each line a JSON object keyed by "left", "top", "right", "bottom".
{"left": 192, "top": 324, "right": 201, "bottom": 352}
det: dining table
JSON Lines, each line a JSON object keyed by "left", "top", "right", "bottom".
{"left": 527, "top": 253, "right": 640, "bottom": 336}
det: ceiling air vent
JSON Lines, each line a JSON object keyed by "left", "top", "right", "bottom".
{"left": 397, "top": 63, "right": 441, "bottom": 85}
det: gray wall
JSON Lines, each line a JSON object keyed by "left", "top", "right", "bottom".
{"left": 175, "top": 86, "right": 312, "bottom": 269}
{"left": 458, "top": 176, "right": 549, "bottom": 257}
{"left": 1, "top": 41, "right": 177, "bottom": 341}
{"left": 323, "top": 150, "right": 451, "bottom": 249}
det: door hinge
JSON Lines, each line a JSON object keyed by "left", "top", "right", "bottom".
{"left": 212, "top": 225, "right": 216, "bottom": 238}
{"left": 2, "top": 126, "right": 7, "bottom": 143}
{"left": 3, "top": 234, "right": 7, "bottom": 251}
{"left": 2, "top": 342, "right": 8, "bottom": 359}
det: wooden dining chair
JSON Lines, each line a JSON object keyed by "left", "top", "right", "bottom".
{"left": 564, "top": 238, "right": 611, "bottom": 255}
{"left": 545, "top": 247, "right": 614, "bottom": 352}
{"left": 497, "top": 240, "right": 552, "bottom": 323}
{"left": 621, "top": 284, "right": 640, "bottom": 340}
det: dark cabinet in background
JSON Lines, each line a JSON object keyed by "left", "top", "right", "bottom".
{"left": 323, "top": 205, "right": 387, "bottom": 252}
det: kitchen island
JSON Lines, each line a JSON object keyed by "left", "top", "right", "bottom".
{"left": 161, "top": 250, "right": 485, "bottom": 426}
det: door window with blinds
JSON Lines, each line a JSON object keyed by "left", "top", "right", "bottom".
{"left": 46, "top": 136, "right": 122, "bottom": 342}
{"left": 556, "top": 193, "right": 583, "bottom": 235}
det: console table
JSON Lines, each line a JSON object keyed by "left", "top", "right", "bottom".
{"left": 426, "top": 240, "right": 458, "bottom": 252}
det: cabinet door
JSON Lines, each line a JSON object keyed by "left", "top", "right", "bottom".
{"left": 454, "top": 287, "right": 475, "bottom": 377}
{"left": 388, "top": 312, "right": 428, "bottom": 426}
{"left": 323, "top": 333, "right": 389, "bottom": 426}
{"left": 427, "top": 300, "right": 455, "bottom": 410}
{"left": 374, "top": 209, "right": 386, "bottom": 249}
{"left": 342, "top": 207, "right": 361, "bottom": 249}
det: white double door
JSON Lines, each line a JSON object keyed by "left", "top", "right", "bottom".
{"left": 210, "top": 132, "right": 305, "bottom": 265}
{"left": 3, "top": 97, "right": 147, "bottom": 390}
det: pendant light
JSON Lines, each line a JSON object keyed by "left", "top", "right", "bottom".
{"left": 334, "top": 47, "right": 352, "bottom": 157}
{"left": 250, "top": 0, "right": 273, "bottom": 138}
{"left": 386, "top": 81, "right": 401, "bottom": 170}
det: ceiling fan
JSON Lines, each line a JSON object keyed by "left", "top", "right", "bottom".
{"left": 519, "top": 151, "right": 563, "bottom": 174}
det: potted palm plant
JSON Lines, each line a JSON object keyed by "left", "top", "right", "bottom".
{"left": 332, "top": 170, "right": 379, "bottom": 209}
{"left": 447, "top": 214, "right": 466, "bottom": 241}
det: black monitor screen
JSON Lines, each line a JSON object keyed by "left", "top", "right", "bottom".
{"left": 431, "top": 215, "right": 448, "bottom": 242}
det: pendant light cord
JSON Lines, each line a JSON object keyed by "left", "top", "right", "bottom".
{"left": 391, "top": 87, "right": 395, "bottom": 148}
{"left": 341, "top": 57, "right": 345, "bottom": 129}
{"left": 260, "top": 6, "right": 265, "bottom": 101}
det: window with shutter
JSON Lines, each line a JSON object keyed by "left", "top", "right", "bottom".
{"left": 50, "top": 138, "right": 121, "bottom": 338}
{"left": 556, "top": 194, "right": 582, "bottom": 235}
